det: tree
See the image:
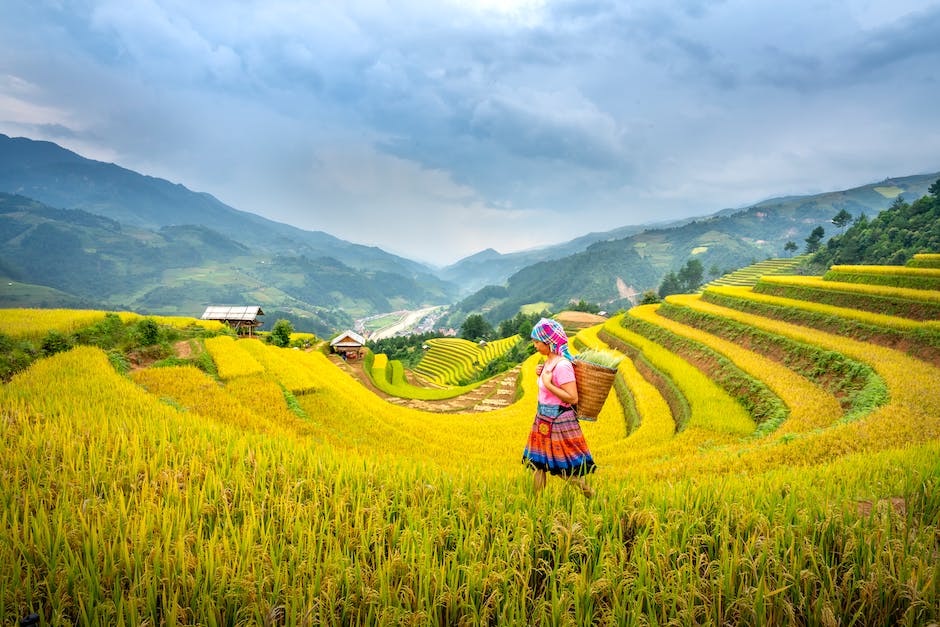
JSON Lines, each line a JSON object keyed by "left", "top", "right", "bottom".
{"left": 831, "top": 208, "right": 852, "bottom": 233}
{"left": 496, "top": 311, "right": 543, "bottom": 340}
{"left": 658, "top": 271, "right": 682, "bottom": 298}
{"left": 677, "top": 259, "right": 704, "bottom": 292}
{"left": 708, "top": 263, "right": 721, "bottom": 279}
{"left": 569, "top": 299, "right": 600, "bottom": 314}
{"left": 270, "top": 319, "right": 293, "bottom": 348}
{"left": 784, "top": 241, "right": 798, "bottom": 257}
{"left": 929, "top": 178, "right": 940, "bottom": 197}
{"left": 639, "top": 290, "right": 660, "bottom": 305}
{"left": 460, "top": 314, "right": 493, "bottom": 342}
{"left": 805, "top": 226, "right": 825, "bottom": 253}
{"left": 658, "top": 258, "right": 705, "bottom": 297}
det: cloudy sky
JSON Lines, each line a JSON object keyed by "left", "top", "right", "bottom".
{"left": 1, "top": 1, "right": 939, "bottom": 265}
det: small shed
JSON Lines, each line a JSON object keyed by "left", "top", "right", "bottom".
{"left": 201, "top": 305, "right": 265, "bottom": 336}
{"left": 330, "top": 330, "right": 366, "bottom": 360}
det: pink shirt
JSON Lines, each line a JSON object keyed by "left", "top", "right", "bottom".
{"left": 537, "top": 358, "right": 575, "bottom": 405}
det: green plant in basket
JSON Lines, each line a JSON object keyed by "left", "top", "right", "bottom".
{"left": 573, "top": 348, "right": 623, "bottom": 370}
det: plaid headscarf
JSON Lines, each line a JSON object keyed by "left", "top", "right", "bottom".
{"left": 531, "top": 318, "right": 573, "bottom": 360}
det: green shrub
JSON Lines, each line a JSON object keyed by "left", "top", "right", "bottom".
{"left": 0, "top": 333, "right": 36, "bottom": 382}
{"left": 107, "top": 350, "right": 130, "bottom": 375}
{"left": 40, "top": 330, "right": 72, "bottom": 356}
{"left": 136, "top": 318, "right": 160, "bottom": 346}
{"left": 74, "top": 312, "right": 127, "bottom": 349}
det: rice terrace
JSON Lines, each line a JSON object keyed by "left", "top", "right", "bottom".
{"left": 0, "top": 252, "right": 938, "bottom": 626}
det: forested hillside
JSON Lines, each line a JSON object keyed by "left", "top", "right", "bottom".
{"left": 813, "top": 178, "right": 940, "bottom": 267}
{"left": 0, "top": 135, "right": 455, "bottom": 331}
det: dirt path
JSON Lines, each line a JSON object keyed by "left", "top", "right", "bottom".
{"left": 129, "top": 339, "right": 193, "bottom": 371}
{"left": 175, "top": 339, "right": 193, "bottom": 359}
{"left": 329, "top": 355, "right": 520, "bottom": 413}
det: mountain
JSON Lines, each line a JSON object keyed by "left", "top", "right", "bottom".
{"left": 0, "top": 190, "right": 454, "bottom": 335}
{"left": 0, "top": 134, "right": 437, "bottom": 279}
{"left": 440, "top": 220, "right": 696, "bottom": 294}
{"left": 0, "top": 135, "right": 459, "bottom": 334}
{"left": 446, "top": 172, "right": 940, "bottom": 325}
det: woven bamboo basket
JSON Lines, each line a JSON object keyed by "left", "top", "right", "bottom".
{"left": 572, "top": 359, "right": 618, "bottom": 421}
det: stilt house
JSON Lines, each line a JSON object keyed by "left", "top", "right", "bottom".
{"left": 201, "top": 305, "right": 265, "bottom": 336}
{"left": 330, "top": 330, "right": 366, "bottom": 360}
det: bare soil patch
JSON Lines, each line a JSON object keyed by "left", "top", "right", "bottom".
{"left": 557, "top": 311, "right": 608, "bottom": 330}
{"left": 175, "top": 340, "right": 193, "bottom": 359}
{"left": 127, "top": 352, "right": 160, "bottom": 372}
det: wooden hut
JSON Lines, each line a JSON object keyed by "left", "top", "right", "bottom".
{"left": 330, "top": 330, "right": 366, "bottom": 360}
{"left": 201, "top": 305, "right": 265, "bottom": 336}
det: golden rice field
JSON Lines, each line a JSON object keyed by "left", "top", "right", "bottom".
{"left": 2, "top": 261, "right": 940, "bottom": 625}
{"left": 0, "top": 308, "right": 225, "bottom": 341}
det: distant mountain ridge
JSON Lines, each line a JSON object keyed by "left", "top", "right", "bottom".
{"left": 440, "top": 219, "right": 695, "bottom": 294}
{"left": 0, "top": 191, "right": 456, "bottom": 335}
{"left": 444, "top": 171, "right": 940, "bottom": 325}
{"left": 0, "top": 134, "right": 435, "bottom": 279}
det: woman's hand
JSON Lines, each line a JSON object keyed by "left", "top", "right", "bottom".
{"left": 540, "top": 362, "right": 555, "bottom": 385}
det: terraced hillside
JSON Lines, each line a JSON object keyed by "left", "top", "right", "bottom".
{"left": 699, "top": 254, "right": 811, "bottom": 291}
{"left": 585, "top": 259, "right": 940, "bottom": 474}
{"left": 907, "top": 253, "right": 940, "bottom": 268}
{"left": 1, "top": 255, "right": 939, "bottom": 625}
{"left": 412, "top": 334, "right": 520, "bottom": 385}
{"left": 364, "top": 350, "right": 487, "bottom": 401}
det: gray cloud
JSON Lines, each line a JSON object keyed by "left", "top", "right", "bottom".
{"left": 847, "top": 5, "right": 940, "bottom": 73}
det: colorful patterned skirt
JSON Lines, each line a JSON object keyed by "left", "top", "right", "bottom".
{"left": 522, "top": 403, "right": 597, "bottom": 477}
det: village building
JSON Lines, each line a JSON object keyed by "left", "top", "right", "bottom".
{"left": 330, "top": 330, "right": 366, "bottom": 360}
{"left": 200, "top": 305, "right": 265, "bottom": 336}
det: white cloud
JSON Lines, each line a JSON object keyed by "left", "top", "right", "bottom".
{"left": 273, "top": 144, "right": 545, "bottom": 265}
{"left": 446, "top": 0, "right": 549, "bottom": 26}
{"left": 0, "top": 75, "right": 70, "bottom": 126}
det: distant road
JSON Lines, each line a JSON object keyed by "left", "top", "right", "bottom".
{"left": 368, "top": 306, "right": 442, "bottom": 340}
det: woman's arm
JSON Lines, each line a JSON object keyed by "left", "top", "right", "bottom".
{"left": 555, "top": 380, "right": 579, "bottom": 405}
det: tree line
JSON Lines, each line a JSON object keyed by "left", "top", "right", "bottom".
{"left": 812, "top": 179, "right": 940, "bottom": 266}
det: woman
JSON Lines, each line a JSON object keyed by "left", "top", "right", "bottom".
{"left": 522, "top": 318, "right": 596, "bottom": 497}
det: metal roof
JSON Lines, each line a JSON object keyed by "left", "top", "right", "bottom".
{"left": 200, "top": 305, "right": 264, "bottom": 322}
{"left": 330, "top": 330, "right": 366, "bottom": 346}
